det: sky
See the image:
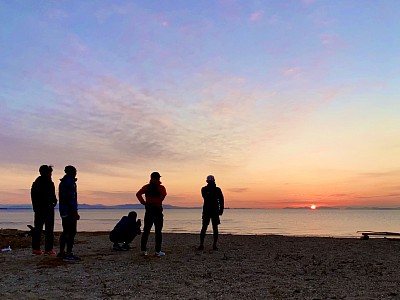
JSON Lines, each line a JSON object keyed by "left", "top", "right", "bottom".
{"left": 1, "top": 0, "right": 399, "bottom": 208}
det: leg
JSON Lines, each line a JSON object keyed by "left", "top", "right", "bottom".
{"left": 59, "top": 216, "right": 69, "bottom": 253}
{"left": 199, "top": 215, "right": 211, "bottom": 249}
{"left": 110, "top": 230, "right": 124, "bottom": 250}
{"left": 32, "top": 212, "right": 45, "bottom": 250}
{"left": 66, "top": 217, "right": 77, "bottom": 254}
{"left": 110, "top": 230, "right": 121, "bottom": 244}
{"left": 124, "top": 233, "right": 136, "bottom": 244}
{"left": 141, "top": 210, "right": 154, "bottom": 252}
{"left": 211, "top": 216, "right": 219, "bottom": 250}
{"left": 154, "top": 212, "right": 164, "bottom": 252}
{"left": 44, "top": 210, "right": 55, "bottom": 252}
{"left": 122, "top": 233, "right": 136, "bottom": 249}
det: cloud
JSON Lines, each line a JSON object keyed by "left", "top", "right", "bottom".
{"left": 279, "top": 67, "right": 301, "bottom": 77}
{"left": 0, "top": 191, "right": 27, "bottom": 204}
{"left": 329, "top": 193, "right": 353, "bottom": 198}
{"left": 94, "top": 3, "right": 133, "bottom": 22}
{"left": 84, "top": 191, "right": 134, "bottom": 203}
{"left": 227, "top": 188, "right": 249, "bottom": 193}
{"left": 1, "top": 62, "right": 346, "bottom": 176}
{"left": 249, "top": 11, "right": 264, "bottom": 22}
{"left": 46, "top": 8, "right": 68, "bottom": 20}
{"left": 359, "top": 170, "right": 400, "bottom": 178}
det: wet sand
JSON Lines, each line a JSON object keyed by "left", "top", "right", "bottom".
{"left": 1, "top": 230, "right": 400, "bottom": 299}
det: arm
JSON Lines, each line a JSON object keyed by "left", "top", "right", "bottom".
{"left": 136, "top": 185, "right": 147, "bottom": 205}
{"left": 159, "top": 185, "right": 167, "bottom": 202}
{"left": 31, "top": 181, "right": 39, "bottom": 212}
{"left": 201, "top": 187, "right": 206, "bottom": 199}
{"left": 218, "top": 188, "right": 224, "bottom": 215}
{"left": 69, "top": 180, "right": 79, "bottom": 218}
{"left": 136, "top": 219, "right": 142, "bottom": 235}
{"left": 51, "top": 182, "right": 57, "bottom": 207}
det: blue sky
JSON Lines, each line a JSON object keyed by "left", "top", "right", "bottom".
{"left": 1, "top": 0, "right": 399, "bottom": 207}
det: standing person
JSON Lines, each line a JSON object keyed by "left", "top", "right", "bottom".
{"left": 110, "top": 211, "right": 142, "bottom": 251}
{"left": 58, "top": 165, "right": 80, "bottom": 261}
{"left": 198, "top": 175, "right": 224, "bottom": 251}
{"left": 30, "top": 165, "right": 58, "bottom": 255}
{"left": 136, "top": 172, "right": 167, "bottom": 257}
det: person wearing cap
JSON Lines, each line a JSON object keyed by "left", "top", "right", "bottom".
{"left": 30, "top": 165, "right": 58, "bottom": 255}
{"left": 198, "top": 175, "right": 224, "bottom": 251}
{"left": 58, "top": 165, "right": 80, "bottom": 261}
{"left": 136, "top": 172, "right": 167, "bottom": 257}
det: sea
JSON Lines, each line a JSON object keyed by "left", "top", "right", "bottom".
{"left": 1, "top": 208, "right": 400, "bottom": 238}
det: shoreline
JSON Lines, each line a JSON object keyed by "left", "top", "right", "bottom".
{"left": 1, "top": 230, "right": 400, "bottom": 299}
{"left": 0, "top": 228, "right": 360, "bottom": 242}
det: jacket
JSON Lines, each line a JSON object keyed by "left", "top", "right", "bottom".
{"left": 201, "top": 182, "right": 224, "bottom": 216}
{"left": 59, "top": 175, "right": 78, "bottom": 218}
{"left": 31, "top": 176, "right": 57, "bottom": 212}
{"left": 136, "top": 179, "right": 167, "bottom": 211}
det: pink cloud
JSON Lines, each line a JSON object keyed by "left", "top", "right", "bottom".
{"left": 249, "top": 10, "right": 264, "bottom": 22}
{"left": 279, "top": 67, "right": 301, "bottom": 77}
{"left": 320, "top": 34, "right": 340, "bottom": 46}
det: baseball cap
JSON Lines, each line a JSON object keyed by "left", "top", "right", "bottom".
{"left": 151, "top": 172, "right": 161, "bottom": 178}
{"left": 206, "top": 175, "right": 215, "bottom": 182}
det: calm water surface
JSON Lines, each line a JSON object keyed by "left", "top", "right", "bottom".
{"left": 1, "top": 208, "right": 400, "bottom": 238}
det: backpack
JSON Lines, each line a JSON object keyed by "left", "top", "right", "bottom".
{"left": 145, "top": 183, "right": 161, "bottom": 198}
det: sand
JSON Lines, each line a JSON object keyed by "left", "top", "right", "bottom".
{"left": 1, "top": 229, "right": 400, "bottom": 299}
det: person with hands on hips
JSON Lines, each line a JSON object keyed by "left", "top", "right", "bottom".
{"left": 136, "top": 172, "right": 167, "bottom": 257}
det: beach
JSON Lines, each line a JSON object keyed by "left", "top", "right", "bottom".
{"left": 1, "top": 230, "right": 400, "bottom": 299}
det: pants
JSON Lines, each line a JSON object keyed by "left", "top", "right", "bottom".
{"left": 60, "top": 215, "right": 77, "bottom": 253}
{"left": 32, "top": 209, "right": 55, "bottom": 251}
{"left": 110, "top": 230, "right": 136, "bottom": 244}
{"left": 200, "top": 214, "right": 220, "bottom": 246}
{"left": 141, "top": 209, "right": 163, "bottom": 252}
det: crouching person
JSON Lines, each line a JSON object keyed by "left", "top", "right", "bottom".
{"left": 110, "top": 211, "right": 142, "bottom": 251}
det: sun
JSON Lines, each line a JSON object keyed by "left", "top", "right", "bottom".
{"left": 310, "top": 204, "right": 317, "bottom": 210}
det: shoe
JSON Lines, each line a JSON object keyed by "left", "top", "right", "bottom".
{"left": 141, "top": 250, "right": 148, "bottom": 256}
{"left": 113, "top": 243, "right": 123, "bottom": 251}
{"left": 197, "top": 245, "right": 204, "bottom": 250}
{"left": 155, "top": 251, "right": 165, "bottom": 257}
{"left": 44, "top": 250, "right": 57, "bottom": 255}
{"left": 63, "top": 254, "right": 81, "bottom": 261}
{"left": 32, "top": 249, "right": 43, "bottom": 255}
{"left": 57, "top": 251, "right": 66, "bottom": 258}
{"left": 121, "top": 243, "right": 131, "bottom": 250}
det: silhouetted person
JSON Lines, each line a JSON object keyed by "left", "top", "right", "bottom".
{"left": 31, "top": 165, "right": 57, "bottom": 255}
{"left": 136, "top": 172, "right": 167, "bottom": 257}
{"left": 58, "top": 165, "right": 80, "bottom": 261}
{"left": 198, "top": 175, "right": 224, "bottom": 250}
{"left": 110, "top": 211, "right": 142, "bottom": 251}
